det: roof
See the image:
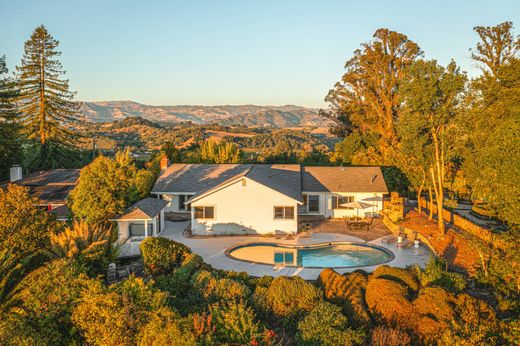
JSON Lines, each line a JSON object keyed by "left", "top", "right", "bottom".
{"left": 116, "top": 197, "right": 168, "bottom": 220}
{"left": 302, "top": 166, "right": 388, "bottom": 193}
{"left": 188, "top": 164, "right": 303, "bottom": 203}
{"left": 1, "top": 169, "right": 80, "bottom": 204}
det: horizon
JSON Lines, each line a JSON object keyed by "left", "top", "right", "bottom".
{"left": 1, "top": 0, "right": 519, "bottom": 108}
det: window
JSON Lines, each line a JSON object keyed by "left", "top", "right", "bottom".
{"left": 194, "top": 206, "right": 214, "bottom": 219}
{"left": 308, "top": 195, "right": 320, "bottom": 213}
{"left": 178, "top": 195, "right": 191, "bottom": 211}
{"left": 274, "top": 251, "right": 295, "bottom": 265}
{"left": 332, "top": 195, "right": 354, "bottom": 209}
{"left": 274, "top": 206, "right": 294, "bottom": 220}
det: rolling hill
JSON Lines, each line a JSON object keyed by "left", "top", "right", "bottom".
{"left": 80, "top": 101, "right": 326, "bottom": 127}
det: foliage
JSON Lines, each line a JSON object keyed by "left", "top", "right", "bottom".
{"left": 0, "top": 55, "right": 22, "bottom": 180}
{"left": 200, "top": 140, "right": 242, "bottom": 163}
{"left": 369, "top": 326, "right": 412, "bottom": 346}
{"left": 372, "top": 265, "right": 419, "bottom": 292}
{"left": 254, "top": 276, "right": 322, "bottom": 332}
{"left": 140, "top": 237, "right": 191, "bottom": 276}
{"left": 0, "top": 184, "right": 55, "bottom": 255}
{"left": 16, "top": 25, "right": 81, "bottom": 170}
{"left": 133, "top": 169, "right": 157, "bottom": 200}
{"left": 72, "top": 276, "right": 168, "bottom": 346}
{"left": 49, "top": 220, "right": 113, "bottom": 274}
{"left": 296, "top": 301, "right": 365, "bottom": 346}
{"left": 317, "top": 268, "right": 371, "bottom": 328}
{"left": 191, "top": 270, "right": 250, "bottom": 304}
{"left": 16, "top": 259, "right": 100, "bottom": 344}
{"left": 211, "top": 300, "right": 263, "bottom": 345}
{"left": 138, "top": 307, "right": 196, "bottom": 346}
{"left": 69, "top": 150, "right": 153, "bottom": 222}
{"left": 413, "top": 257, "right": 466, "bottom": 293}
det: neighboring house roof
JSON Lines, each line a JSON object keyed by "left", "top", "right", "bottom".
{"left": 1, "top": 169, "right": 80, "bottom": 204}
{"left": 301, "top": 166, "right": 388, "bottom": 193}
{"left": 188, "top": 164, "right": 303, "bottom": 204}
{"left": 116, "top": 197, "right": 168, "bottom": 220}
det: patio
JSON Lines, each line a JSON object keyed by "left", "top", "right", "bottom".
{"left": 118, "top": 220, "right": 431, "bottom": 280}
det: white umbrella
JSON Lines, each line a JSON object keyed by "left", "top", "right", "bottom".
{"left": 362, "top": 195, "right": 383, "bottom": 214}
{"left": 340, "top": 201, "right": 373, "bottom": 218}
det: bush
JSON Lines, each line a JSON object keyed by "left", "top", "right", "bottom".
{"left": 296, "top": 301, "right": 365, "bottom": 346}
{"left": 412, "top": 287, "right": 455, "bottom": 342}
{"left": 191, "top": 270, "right": 250, "bottom": 303}
{"left": 254, "top": 276, "right": 322, "bottom": 332}
{"left": 211, "top": 301, "right": 262, "bottom": 345}
{"left": 370, "top": 326, "right": 412, "bottom": 346}
{"left": 317, "top": 268, "right": 371, "bottom": 328}
{"left": 372, "top": 265, "right": 419, "bottom": 292}
{"left": 138, "top": 307, "right": 196, "bottom": 346}
{"left": 16, "top": 259, "right": 101, "bottom": 344}
{"left": 140, "top": 237, "right": 191, "bottom": 275}
{"left": 365, "top": 278, "right": 417, "bottom": 328}
{"left": 72, "top": 276, "right": 168, "bottom": 346}
{"left": 415, "top": 257, "right": 466, "bottom": 293}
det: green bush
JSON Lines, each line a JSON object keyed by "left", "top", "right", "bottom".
{"left": 140, "top": 237, "right": 191, "bottom": 275}
{"left": 138, "top": 307, "right": 196, "bottom": 346}
{"left": 191, "top": 270, "right": 250, "bottom": 303}
{"left": 254, "top": 276, "right": 322, "bottom": 332}
{"left": 296, "top": 301, "right": 365, "bottom": 346}
{"left": 415, "top": 257, "right": 467, "bottom": 293}
{"left": 16, "top": 259, "right": 101, "bottom": 344}
{"left": 211, "top": 301, "right": 262, "bottom": 345}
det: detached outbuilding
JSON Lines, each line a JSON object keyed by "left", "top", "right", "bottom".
{"left": 112, "top": 197, "right": 168, "bottom": 243}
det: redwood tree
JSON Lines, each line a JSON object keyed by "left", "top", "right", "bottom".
{"left": 16, "top": 25, "right": 81, "bottom": 170}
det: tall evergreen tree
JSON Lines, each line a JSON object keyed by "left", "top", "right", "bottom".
{"left": 16, "top": 25, "right": 81, "bottom": 170}
{"left": 0, "top": 56, "right": 22, "bottom": 180}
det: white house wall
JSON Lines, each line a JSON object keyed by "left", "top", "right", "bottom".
{"left": 157, "top": 193, "right": 193, "bottom": 212}
{"left": 191, "top": 178, "right": 298, "bottom": 236}
{"left": 301, "top": 191, "right": 385, "bottom": 218}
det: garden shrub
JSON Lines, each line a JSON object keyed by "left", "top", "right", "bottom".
{"left": 371, "top": 265, "right": 419, "bottom": 292}
{"left": 296, "top": 301, "right": 365, "bottom": 346}
{"left": 140, "top": 237, "right": 191, "bottom": 275}
{"left": 191, "top": 270, "right": 250, "bottom": 303}
{"left": 415, "top": 257, "right": 466, "bottom": 293}
{"left": 369, "top": 326, "right": 412, "bottom": 346}
{"left": 138, "top": 307, "right": 196, "bottom": 346}
{"left": 0, "top": 313, "right": 48, "bottom": 345}
{"left": 16, "top": 259, "right": 101, "bottom": 344}
{"left": 210, "top": 301, "right": 263, "bottom": 345}
{"left": 317, "top": 268, "right": 371, "bottom": 328}
{"left": 439, "top": 293, "right": 500, "bottom": 345}
{"left": 72, "top": 276, "right": 168, "bottom": 346}
{"left": 365, "top": 278, "right": 417, "bottom": 328}
{"left": 412, "top": 287, "right": 455, "bottom": 342}
{"left": 254, "top": 276, "right": 322, "bottom": 332}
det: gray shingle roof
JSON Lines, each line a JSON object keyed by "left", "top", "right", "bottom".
{"left": 117, "top": 197, "right": 168, "bottom": 220}
{"left": 302, "top": 166, "right": 388, "bottom": 193}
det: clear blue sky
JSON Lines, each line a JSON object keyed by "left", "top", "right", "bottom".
{"left": 1, "top": 0, "right": 518, "bottom": 107}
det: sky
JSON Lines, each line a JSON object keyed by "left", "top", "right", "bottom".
{"left": 1, "top": 0, "right": 519, "bottom": 108}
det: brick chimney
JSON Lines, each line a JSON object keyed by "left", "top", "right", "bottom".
{"left": 160, "top": 155, "right": 170, "bottom": 170}
{"left": 10, "top": 165, "right": 22, "bottom": 182}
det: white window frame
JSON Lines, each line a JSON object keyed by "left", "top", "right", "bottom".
{"left": 194, "top": 206, "right": 215, "bottom": 220}
{"left": 274, "top": 206, "right": 295, "bottom": 220}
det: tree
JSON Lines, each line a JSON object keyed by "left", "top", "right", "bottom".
{"left": 200, "top": 140, "right": 242, "bottom": 164}
{"left": 0, "top": 56, "right": 22, "bottom": 180}
{"left": 398, "top": 60, "right": 467, "bottom": 233}
{"left": 16, "top": 25, "right": 81, "bottom": 170}
{"left": 462, "top": 22, "right": 520, "bottom": 225}
{"left": 471, "top": 21, "right": 519, "bottom": 77}
{"left": 69, "top": 150, "right": 138, "bottom": 223}
{"left": 324, "top": 28, "right": 422, "bottom": 163}
{"left": 0, "top": 184, "right": 55, "bottom": 255}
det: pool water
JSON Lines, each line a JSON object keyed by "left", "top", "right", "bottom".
{"left": 227, "top": 242, "right": 394, "bottom": 268}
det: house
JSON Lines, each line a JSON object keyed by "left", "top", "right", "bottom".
{"left": 111, "top": 197, "right": 168, "bottom": 243}
{"left": 1, "top": 166, "right": 80, "bottom": 221}
{"left": 151, "top": 163, "right": 388, "bottom": 236}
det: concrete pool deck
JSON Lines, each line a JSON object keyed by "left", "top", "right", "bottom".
{"left": 121, "top": 220, "right": 428, "bottom": 280}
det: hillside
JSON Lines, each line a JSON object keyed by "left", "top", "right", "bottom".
{"left": 80, "top": 101, "right": 326, "bottom": 127}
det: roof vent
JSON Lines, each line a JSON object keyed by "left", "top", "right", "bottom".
{"left": 371, "top": 175, "right": 377, "bottom": 183}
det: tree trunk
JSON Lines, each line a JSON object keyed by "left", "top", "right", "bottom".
{"left": 428, "top": 187, "right": 434, "bottom": 220}
{"left": 431, "top": 131, "right": 445, "bottom": 234}
{"left": 417, "top": 183, "right": 424, "bottom": 213}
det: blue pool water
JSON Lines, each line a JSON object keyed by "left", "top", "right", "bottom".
{"left": 227, "top": 242, "right": 394, "bottom": 268}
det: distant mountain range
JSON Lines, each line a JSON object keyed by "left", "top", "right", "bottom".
{"left": 80, "top": 101, "right": 327, "bottom": 127}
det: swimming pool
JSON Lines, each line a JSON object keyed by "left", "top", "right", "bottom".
{"left": 226, "top": 242, "right": 394, "bottom": 268}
